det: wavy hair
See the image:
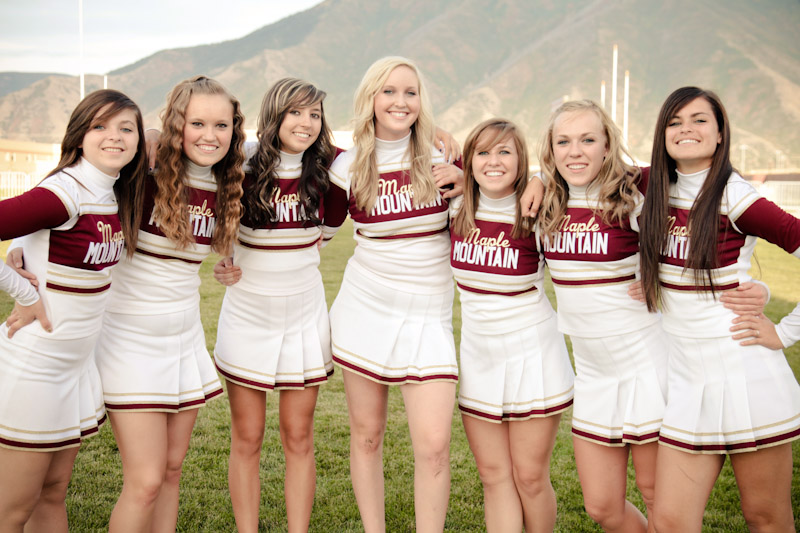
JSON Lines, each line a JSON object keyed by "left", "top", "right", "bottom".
{"left": 451, "top": 118, "right": 533, "bottom": 239}
{"left": 538, "top": 100, "right": 639, "bottom": 240}
{"left": 640, "top": 87, "right": 732, "bottom": 311}
{"left": 48, "top": 89, "right": 147, "bottom": 256}
{"left": 350, "top": 56, "right": 437, "bottom": 213}
{"left": 246, "top": 78, "right": 335, "bottom": 227}
{"left": 153, "top": 75, "right": 245, "bottom": 254}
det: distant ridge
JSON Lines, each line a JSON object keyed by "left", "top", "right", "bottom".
{"left": 1, "top": 0, "right": 798, "bottom": 169}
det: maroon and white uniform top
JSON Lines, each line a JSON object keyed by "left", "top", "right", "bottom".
{"left": 661, "top": 169, "right": 800, "bottom": 337}
{"left": 540, "top": 179, "right": 658, "bottom": 338}
{"left": 450, "top": 193, "right": 550, "bottom": 335}
{"left": 234, "top": 150, "right": 323, "bottom": 296}
{"left": 106, "top": 160, "right": 217, "bottom": 314}
{"left": 2, "top": 158, "right": 123, "bottom": 340}
{"left": 324, "top": 134, "right": 451, "bottom": 294}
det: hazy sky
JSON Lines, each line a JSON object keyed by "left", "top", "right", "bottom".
{"left": 0, "top": 0, "right": 324, "bottom": 75}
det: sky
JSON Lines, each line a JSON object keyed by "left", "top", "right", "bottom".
{"left": 0, "top": 0, "right": 324, "bottom": 75}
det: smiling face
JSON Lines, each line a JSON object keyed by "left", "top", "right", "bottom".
{"left": 665, "top": 96, "right": 721, "bottom": 174}
{"left": 80, "top": 105, "right": 139, "bottom": 176}
{"left": 472, "top": 132, "right": 519, "bottom": 199}
{"left": 181, "top": 93, "right": 234, "bottom": 167}
{"left": 278, "top": 103, "right": 322, "bottom": 154}
{"left": 552, "top": 109, "right": 608, "bottom": 187}
{"left": 372, "top": 65, "right": 420, "bottom": 141}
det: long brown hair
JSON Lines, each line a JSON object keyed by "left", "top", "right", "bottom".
{"left": 350, "top": 56, "right": 437, "bottom": 213}
{"left": 246, "top": 78, "right": 334, "bottom": 227}
{"left": 537, "top": 100, "right": 639, "bottom": 240}
{"left": 153, "top": 76, "right": 245, "bottom": 254}
{"left": 640, "top": 87, "right": 733, "bottom": 312}
{"left": 48, "top": 89, "right": 147, "bottom": 256}
{"left": 450, "top": 118, "right": 533, "bottom": 239}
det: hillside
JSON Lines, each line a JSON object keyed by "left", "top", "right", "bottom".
{"left": 1, "top": 0, "right": 798, "bottom": 168}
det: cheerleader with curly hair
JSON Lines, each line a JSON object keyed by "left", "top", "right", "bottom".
{"left": 212, "top": 77, "right": 336, "bottom": 533}
{"left": 95, "top": 76, "right": 246, "bottom": 532}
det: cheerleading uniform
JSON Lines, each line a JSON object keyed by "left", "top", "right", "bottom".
{"left": 657, "top": 168, "right": 800, "bottom": 453}
{"left": 0, "top": 158, "right": 122, "bottom": 450}
{"left": 324, "top": 134, "right": 457, "bottom": 384}
{"left": 450, "top": 192, "right": 573, "bottom": 422}
{"left": 95, "top": 160, "right": 223, "bottom": 412}
{"left": 541, "top": 176, "right": 668, "bottom": 446}
{"left": 214, "top": 150, "right": 333, "bottom": 390}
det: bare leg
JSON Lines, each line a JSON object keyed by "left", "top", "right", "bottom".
{"left": 108, "top": 411, "right": 169, "bottom": 533}
{"left": 0, "top": 447, "right": 53, "bottom": 533}
{"left": 342, "top": 370, "right": 389, "bottom": 533}
{"left": 151, "top": 409, "right": 198, "bottom": 533}
{"left": 630, "top": 442, "right": 658, "bottom": 533}
{"left": 652, "top": 445, "right": 724, "bottom": 533}
{"left": 730, "top": 443, "right": 795, "bottom": 533}
{"left": 573, "top": 437, "right": 646, "bottom": 533}
{"left": 400, "top": 381, "right": 455, "bottom": 533}
{"left": 461, "top": 415, "right": 522, "bottom": 532}
{"left": 23, "top": 447, "right": 79, "bottom": 533}
{"left": 227, "top": 381, "right": 267, "bottom": 533}
{"left": 279, "top": 387, "right": 319, "bottom": 533}
{"left": 508, "top": 415, "right": 561, "bottom": 533}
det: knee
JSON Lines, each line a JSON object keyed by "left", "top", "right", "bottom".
{"left": 231, "top": 423, "right": 265, "bottom": 457}
{"left": 582, "top": 493, "right": 623, "bottom": 529}
{"left": 652, "top": 506, "right": 682, "bottom": 533}
{"left": 511, "top": 462, "right": 550, "bottom": 497}
{"left": 280, "top": 423, "right": 314, "bottom": 458}
{"left": 163, "top": 454, "right": 187, "bottom": 486}
{"left": 475, "top": 460, "right": 512, "bottom": 489}
{"left": 740, "top": 498, "right": 785, "bottom": 531}
{"left": 37, "top": 476, "right": 71, "bottom": 506}
{"left": 413, "top": 430, "right": 451, "bottom": 473}
{"left": 350, "top": 422, "right": 386, "bottom": 456}
{"left": 124, "top": 468, "right": 165, "bottom": 507}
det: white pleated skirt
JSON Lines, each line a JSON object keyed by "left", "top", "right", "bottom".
{"left": 0, "top": 329, "right": 105, "bottom": 451}
{"left": 214, "top": 282, "right": 333, "bottom": 391}
{"left": 330, "top": 267, "right": 457, "bottom": 385}
{"left": 458, "top": 313, "right": 574, "bottom": 423}
{"left": 571, "top": 321, "right": 669, "bottom": 446}
{"left": 659, "top": 333, "right": 800, "bottom": 454}
{"left": 95, "top": 308, "right": 223, "bottom": 412}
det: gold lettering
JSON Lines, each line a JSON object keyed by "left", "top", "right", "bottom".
{"left": 462, "top": 227, "right": 510, "bottom": 248}
{"left": 187, "top": 199, "right": 214, "bottom": 218}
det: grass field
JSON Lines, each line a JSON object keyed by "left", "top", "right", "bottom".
{"left": 2, "top": 225, "right": 799, "bottom": 532}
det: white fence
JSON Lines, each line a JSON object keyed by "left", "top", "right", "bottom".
{"left": 0, "top": 171, "right": 39, "bottom": 199}
{"left": 753, "top": 181, "right": 800, "bottom": 216}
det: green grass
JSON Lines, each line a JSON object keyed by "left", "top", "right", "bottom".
{"left": 1, "top": 227, "right": 799, "bottom": 531}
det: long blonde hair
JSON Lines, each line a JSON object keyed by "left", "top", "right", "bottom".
{"left": 451, "top": 118, "right": 533, "bottom": 239}
{"left": 154, "top": 76, "right": 245, "bottom": 254}
{"left": 538, "top": 100, "right": 639, "bottom": 240}
{"left": 350, "top": 56, "right": 437, "bottom": 213}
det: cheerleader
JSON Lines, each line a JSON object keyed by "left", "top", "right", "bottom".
{"left": 450, "top": 118, "right": 574, "bottom": 532}
{"left": 95, "top": 76, "right": 246, "bottom": 532}
{"left": 322, "top": 56, "right": 461, "bottom": 531}
{"left": 212, "top": 78, "right": 336, "bottom": 533}
{"left": 639, "top": 86, "right": 800, "bottom": 532}
{"left": 0, "top": 90, "right": 146, "bottom": 532}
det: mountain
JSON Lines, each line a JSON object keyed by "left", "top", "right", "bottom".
{"left": 1, "top": 0, "right": 798, "bottom": 170}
